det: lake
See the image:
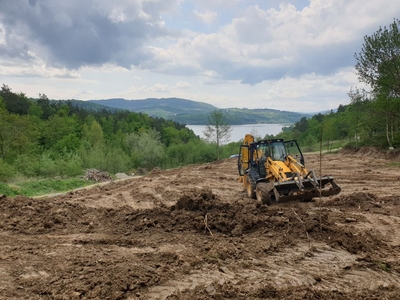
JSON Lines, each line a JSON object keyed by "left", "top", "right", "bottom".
{"left": 186, "top": 123, "right": 290, "bottom": 143}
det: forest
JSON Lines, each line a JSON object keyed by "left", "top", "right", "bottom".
{"left": 0, "top": 86, "right": 242, "bottom": 188}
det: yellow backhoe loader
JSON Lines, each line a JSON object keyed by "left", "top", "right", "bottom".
{"left": 238, "top": 134, "right": 341, "bottom": 204}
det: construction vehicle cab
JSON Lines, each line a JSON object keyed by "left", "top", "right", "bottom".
{"left": 238, "top": 134, "right": 340, "bottom": 205}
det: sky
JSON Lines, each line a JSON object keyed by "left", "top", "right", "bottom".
{"left": 0, "top": 0, "right": 399, "bottom": 113}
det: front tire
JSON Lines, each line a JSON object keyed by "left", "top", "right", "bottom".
{"left": 256, "top": 182, "right": 272, "bottom": 205}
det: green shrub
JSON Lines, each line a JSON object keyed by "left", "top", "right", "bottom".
{"left": 191, "top": 141, "right": 216, "bottom": 162}
{"left": 78, "top": 144, "right": 106, "bottom": 171}
{"left": 13, "top": 154, "right": 38, "bottom": 177}
{"left": 165, "top": 143, "right": 191, "bottom": 168}
{"left": 0, "top": 159, "right": 16, "bottom": 182}
{"left": 220, "top": 141, "right": 241, "bottom": 159}
{"left": 37, "top": 154, "right": 58, "bottom": 177}
{"left": 105, "top": 147, "right": 131, "bottom": 173}
{"left": 0, "top": 182, "right": 20, "bottom": 196}
{"left": 57, "top": 152, "right": 83, "bottom": 177}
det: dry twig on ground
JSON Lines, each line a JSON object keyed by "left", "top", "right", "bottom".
{"left": 204, "top": 214, "right": 214, "bottom": 237}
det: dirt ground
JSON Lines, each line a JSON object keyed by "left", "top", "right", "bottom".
{"left": 1, "top": 147, "right": 400, "bottom": 299}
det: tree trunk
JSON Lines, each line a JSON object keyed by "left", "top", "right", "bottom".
{"left": 386, "top": 115, "right": 394, "bottom": 149}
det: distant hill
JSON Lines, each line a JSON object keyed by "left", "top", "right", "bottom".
{"left": 88, "top": 98, "right": 311, "bottom": 125}
{"left": 89, "top": 98, "right": 216, "bottom": 120}
{"left": 50, "top": 99, "right": 125, "bottom": 113}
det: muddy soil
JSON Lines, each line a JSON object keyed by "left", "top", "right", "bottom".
{"left": 1, "top": 148, "right": 400, "bottom": 299}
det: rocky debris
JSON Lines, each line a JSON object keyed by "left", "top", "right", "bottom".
{"left": 115, "top": 173, "right": 130, "bottom": 179}
{"left": 151, "top": 167, "right": 162, "bottom": 174}
{"left": 136, "top": 168, "right": 148, "bottom": 175}
{"left": 84, "top": 169, "right": 112, "bottom": 182}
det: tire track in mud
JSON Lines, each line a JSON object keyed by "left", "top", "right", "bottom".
{"left": 351, "top": 213, "right": 400, "bottom": 248}
{"left": 65, "top": 163, "right": 242, "bottom": 211}
{"left": 145, "top": 242, "right": 400, "bottom": 299}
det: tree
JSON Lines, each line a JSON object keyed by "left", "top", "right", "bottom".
{"left": 250, "top": 127, "right": 262, "bottom": 141}
{"left": 28, "top": 101, "right": 43, "bottom": 119}
{"left": 203, "top": 110, "right": 232, "bottom": 160}
{"left": 0, "top": 112, "right": 39, "bottom": 160}
{"left": 0, "top": 85, "right": 30, "bottom": 115}
{"left": 354, "top": 20, "right": 400, "bottom": 148}
{"left": 355, "top": 19, "right": 400, "bottom": 97}
{"left": 294, "top": 117, "right": 309, "bottom": 134}
{"left": 41, "top": 113, "right": 79, "bottom": 149}
{"left": 0, "top": 95, "right": 6, "bottom": 111}
{"left": 126, "top": 130, "right": 165, "bottom": 170}
{"left": 37, "top": 93, "right": 54, "bottom": 119}
{"left": 82, "top": 120, "right": 105, "bottom": 147}
{"left": 347, "top": 88, "right": 364, "bottom": 146}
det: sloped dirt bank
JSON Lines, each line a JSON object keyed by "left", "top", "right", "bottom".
{"left": 1, "top": 151, "right": 400, "bottom": 299}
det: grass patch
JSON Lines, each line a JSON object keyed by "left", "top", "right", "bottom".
{"left": 386, "top": 162, "right": 400, "bottom": 167}
{"left": 376, "top": 261, "right": 392, "bottom": 272}
{"left": 0, "top": 178, "right": 95, "bottom": 197}
{"left": 302, "top": 140, "right": 348, "bottom": 153}
{"left": 0, "top": 182, "right": 21, "bottom": 196}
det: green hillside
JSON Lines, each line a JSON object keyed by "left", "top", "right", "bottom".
{"left": 52, "top": 99, "right": 125, "bottom": 113}
{"left": 89, "top": 98, "right": 215, "bottom": 120}
{"left": 169, "top": 108, "right": 309, "bottom": 125}
{"left": 89, "top": 98, "right": 310, "bottom": 125}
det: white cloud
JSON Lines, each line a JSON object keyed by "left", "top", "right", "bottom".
{"left": 192, "top": 0, "right": 245, "bottom": 10}
{"left": 154, "top": 83, "right": 170, "bottom": 92}
{"left": 193, "top": 10, "right": 218, "bottom": 25}
{"left": 0, "top": 59, "right": 80, "bottom": 78}
{"left": 0, "top": 23, "right": 6, "bottom": 45}
{"left": 175, "top": 81, "right": 191, "bottom": 89}
{"left": 143, "top": 0, "right": 400, "bottom": 87}
{"left": 124, "top": 83, "right": 171, "bottom": 96}
{"left": 108, "top": 8, "right": 127, "bottom": 23}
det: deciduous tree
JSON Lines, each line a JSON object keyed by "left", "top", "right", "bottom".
{"left": 354, "top": 20, "right": 400, "bottom": 148}
{"left": 355, "top": 19, "right": 400, "bottom": 97}
{"left": 203, "top": 110, "right": 232, "bottom": 160}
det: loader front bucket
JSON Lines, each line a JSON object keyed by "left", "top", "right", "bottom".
{"left": 271, "top": 175, "right": 341, "bottom": 202}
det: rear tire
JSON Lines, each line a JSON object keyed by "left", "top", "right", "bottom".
{"left": 301, "top": 197, "right": 314, "bottom": 202}
{"left": 246, "top": 175, "right": 256, "bottom": 199}
{"left": 256, "top": 182, "right": 271, "bottom": 205}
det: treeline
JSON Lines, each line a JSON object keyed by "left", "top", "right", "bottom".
{"left": 271, "top": 95, "right": 400, "bottom": 151}
{"left": 171, "top": 108, "right": 308, "bottom": 125}
{"left": 0, "top": 84, "right": 228, "bottom": 182}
